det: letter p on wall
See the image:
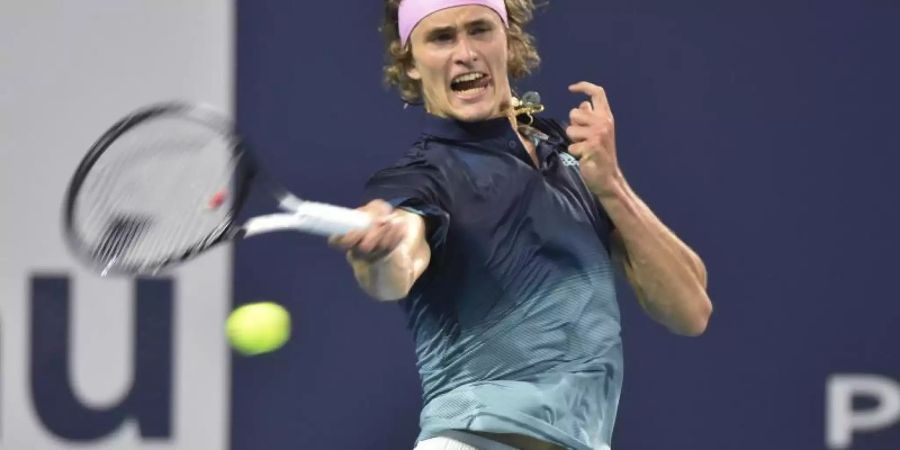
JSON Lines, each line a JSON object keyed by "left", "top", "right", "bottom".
{"left": 827, "top": 374, "right": 900, "bottom": 449}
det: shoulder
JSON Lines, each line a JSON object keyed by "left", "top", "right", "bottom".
{"left": 531, "top": 117, "right": 571, "bottom": 145}
{"left": 385, "top": 139, "right": 452, "bottom": 171}
{"left": 365, "top": 140, "right": 452, "bottom": 191}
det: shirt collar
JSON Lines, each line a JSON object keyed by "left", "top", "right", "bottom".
{"left": 421, "top": 114, "right": 516, "bottom": 142}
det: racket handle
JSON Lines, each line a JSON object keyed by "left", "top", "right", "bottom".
{"left": 291, "top": 201, "right": 372, "bottom": 236}
{"left": 242, "top": 202, "right": 372, "bottom": 238}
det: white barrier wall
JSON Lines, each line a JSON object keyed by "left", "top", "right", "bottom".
{"left": 0, "top": 2, "right": 233, "bottom": 449}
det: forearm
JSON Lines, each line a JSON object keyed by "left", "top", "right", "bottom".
{"left": 599, "top": 172, "right": 711, "bottom": 335}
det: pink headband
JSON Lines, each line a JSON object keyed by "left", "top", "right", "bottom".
{"left": 398, "top": 0, "right": 509, "bottom": 47}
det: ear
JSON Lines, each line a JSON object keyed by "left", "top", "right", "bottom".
{"left": 406, "top": 63, "right": 421, "bottom": 81}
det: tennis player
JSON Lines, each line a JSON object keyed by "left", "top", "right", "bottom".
{"left": 330, "top": 1, "right": 712, "bottom": 449}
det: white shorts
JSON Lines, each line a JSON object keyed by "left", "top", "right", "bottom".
{"left": 413, "top": 430, "right": 519, "bottom": 450}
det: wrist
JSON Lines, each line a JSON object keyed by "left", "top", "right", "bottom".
{"left": 348, "top": 248, "right": 410, "bottom": 301}
{"left": 347, "top": 247, "right": 398, "bottom": 272}
{"left": 592, "top": 168, "right": 627, "bottom": 200}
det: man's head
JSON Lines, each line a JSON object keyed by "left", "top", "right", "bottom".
{"left": 382, "top": 0, "right": 540, "bottom": 122}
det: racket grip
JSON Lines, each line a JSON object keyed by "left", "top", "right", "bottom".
{"left": 290, "top": 201, "right": 372, "bottom": 236}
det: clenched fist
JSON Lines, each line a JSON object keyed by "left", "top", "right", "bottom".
{"left": 328, "top": 199, "right": 408, "bottom": 263}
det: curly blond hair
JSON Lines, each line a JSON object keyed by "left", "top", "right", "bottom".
{"left": 381, "top": 0, "right": 541, "bottom": 103}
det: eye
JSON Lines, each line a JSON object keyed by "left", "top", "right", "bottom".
{"left": 431, "top": 32, "right": 454, "bottom": 43}
{"left": 470, "top": 24, "right": 492, "bottom": 36}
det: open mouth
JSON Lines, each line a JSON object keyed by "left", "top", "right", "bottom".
{"left": 450, "top": 72, "right": 491, "bottom": 96}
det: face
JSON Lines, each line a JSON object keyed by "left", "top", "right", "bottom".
{"left": 406, "top": 5, "right": 512, "bottom": 122}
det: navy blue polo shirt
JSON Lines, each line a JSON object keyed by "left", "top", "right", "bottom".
{"left": 364, "top": 114, "right": 623, "bottom": 450}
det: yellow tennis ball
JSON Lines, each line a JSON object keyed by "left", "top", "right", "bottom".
{"left": 226, "top": 302, "right": 291, "bottom": 355}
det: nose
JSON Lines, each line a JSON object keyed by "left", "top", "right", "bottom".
{"left": 452, "top": 36, "right": 478, "bottom": 66}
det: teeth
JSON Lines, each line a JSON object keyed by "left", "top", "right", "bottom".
{"left": 457, "top": 86, "right": 486, "bottom": 95}
{"left": 452, "top": 73, "right": 485, "bottom": 83}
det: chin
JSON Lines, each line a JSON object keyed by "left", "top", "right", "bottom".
{"left": 449, "top": 103, "right": 500, "bottom": 122}
{"left": 452, "top": 110, "right": 492, "bottom": 122}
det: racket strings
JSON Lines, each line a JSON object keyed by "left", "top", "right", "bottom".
{"left": 72, "top": 115, "right": 239, "bottom": 272}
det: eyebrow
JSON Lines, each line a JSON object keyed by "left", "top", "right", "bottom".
{"left": 424, "top": 26, "right": 456, "bottom": 40}
{"left": 423, "top": 18, "right": 495, "bottom": 40}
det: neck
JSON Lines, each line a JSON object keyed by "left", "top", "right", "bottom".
{"left": 506, "top": 111, "right": 520, "bottom": 129}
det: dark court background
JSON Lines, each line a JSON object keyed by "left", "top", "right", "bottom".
{"left": 232, "top": 1, "right": 900, "bottom": 449}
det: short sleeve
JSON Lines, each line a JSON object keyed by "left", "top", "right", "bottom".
{"left": 364, "top": 145, "right": 451, "bottom": 252}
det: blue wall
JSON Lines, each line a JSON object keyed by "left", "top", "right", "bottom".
{"left": 234, "top": 2, "right": 900, "bottom": 448}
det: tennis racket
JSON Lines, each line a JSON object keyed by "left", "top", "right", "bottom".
{"left": 63, "top": 102, "right": 371, "bottom": 277}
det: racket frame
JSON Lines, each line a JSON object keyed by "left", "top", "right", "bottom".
{"left": 64, "top": 102, "right": 372, "bottom": 277}
{"left": 63, "top": 102, "right": 257, "bottom": 276}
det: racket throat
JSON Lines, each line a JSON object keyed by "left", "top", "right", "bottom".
{"left": 241, "top": 213, "right": 307, "bottom": 238}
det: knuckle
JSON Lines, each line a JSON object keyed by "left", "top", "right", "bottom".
{"left": 367, "top": 199, "right": 393, "bottom": 215}
{"left": 330, "top": 235, "right": 349, "bottom": 248}
{"left": 356, "top": 237, "right": 371, "bottom": 251}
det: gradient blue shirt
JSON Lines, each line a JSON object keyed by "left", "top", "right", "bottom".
{"left": 365, "top": 114, "right": 623, "bottom": 450}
